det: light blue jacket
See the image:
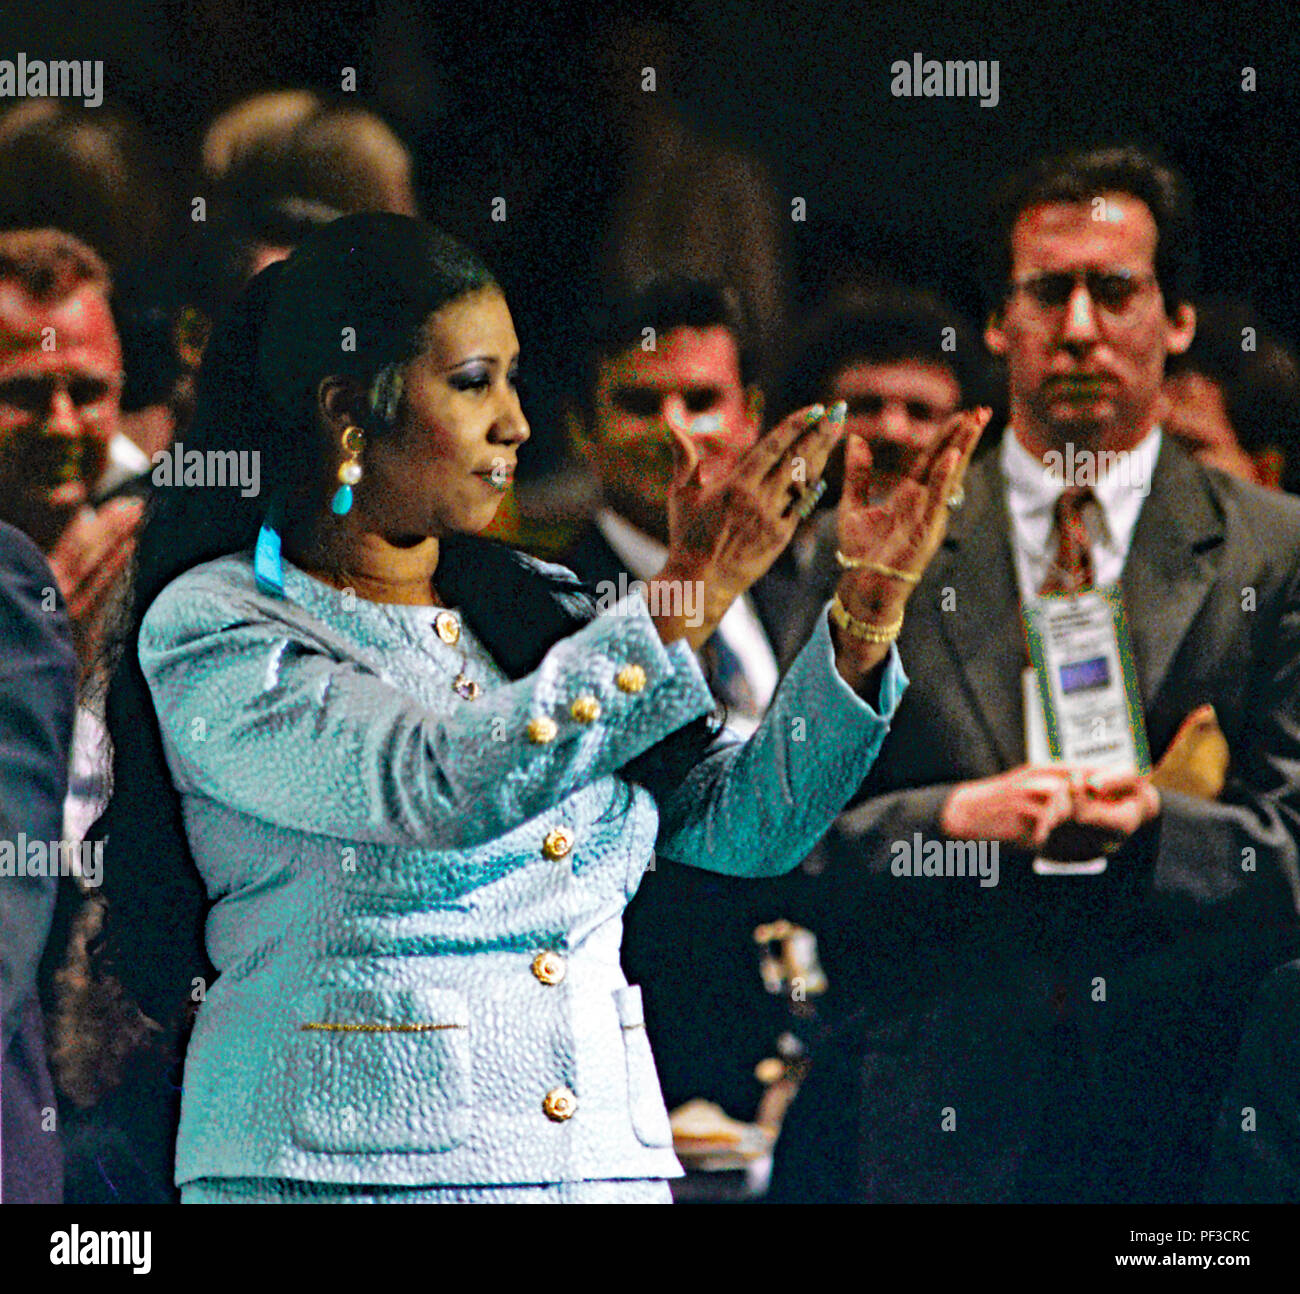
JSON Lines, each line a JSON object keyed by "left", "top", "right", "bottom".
{"left": 139, "top": 552, "right": 906, "bottom": 1187}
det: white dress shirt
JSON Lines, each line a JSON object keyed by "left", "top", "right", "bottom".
{"left": 999, "top": 425, "right": 1162, "bottom": 600}
{"left": 1001, "top": 427, "right": 1162, "bottom": 870}
{"left": 594, "top": 508, "right": 779, "bottom": 735}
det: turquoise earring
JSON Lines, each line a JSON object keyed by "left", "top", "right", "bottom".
{"left": 254, "top": 497, "right": 285, "bottom": 596}
{"left": 331, "top": 425, "right": 365, "bottom": 515}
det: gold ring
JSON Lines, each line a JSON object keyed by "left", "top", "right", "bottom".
{"left": 792, "top": 478, "right": 827, "bottom": 520}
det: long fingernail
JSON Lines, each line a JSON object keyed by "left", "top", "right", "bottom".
{"left": 806, "top": 403, "right": 826, "bottom": 423}
{"left": 829, "top": 400, "right": 847, "bottom": 424}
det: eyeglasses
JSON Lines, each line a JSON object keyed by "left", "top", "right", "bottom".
{"left": 1007, "top": 269, "right": 1158, "bottom": 316}
{"left": 0, "top": 371, "right": 124, "bottom": 416}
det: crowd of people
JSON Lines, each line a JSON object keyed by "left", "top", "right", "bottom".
{"left": 3, "top": 63, "right": 1300, "bottom": 1208}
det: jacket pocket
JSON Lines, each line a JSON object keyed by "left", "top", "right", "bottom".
{"left": 613, "top": 984, "right": 674, "bottom": 1148}
{"left": 288, "top": 987, "right": 471, "bottom": 1154}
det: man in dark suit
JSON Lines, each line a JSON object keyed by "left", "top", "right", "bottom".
{"left": 771, "top": 146, "right": 1300, "bottom": 1203}
{"left": 0, "top": 229, "right": 144, "bottom": 680}
{"left": 562, "top": 278, "right": 787, "bottom": 720}
{"left": 1162, "top": 295, "right": 1300, "bottom": 493}
{"left": 767, "top": 286, "right": 988, "bottom": 670}
{"left": 1205, "top": 959, "right": 1300, "bottom": 1201}
{"left": 0, "top": 520, "right": 77, "bottom": 1202}
{"left": 560, "top": 280, "right": 792, "bottom": 1121}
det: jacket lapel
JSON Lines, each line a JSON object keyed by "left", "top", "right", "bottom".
{"left": 749, "top": 561, "right": 797, "bottom": 661}
{"left": 1119, "top": 438, "right": 1225, "bottom": 708}
{"left": 930, "top": 452, "right": 1028, "bottom": 767}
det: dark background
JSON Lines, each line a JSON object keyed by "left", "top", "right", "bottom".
{"left": 7, "top": 0, "right": 1298, "bottom": 407}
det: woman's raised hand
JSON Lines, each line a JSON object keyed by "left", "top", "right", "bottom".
{"left": 829, "top": 406, "right": 990, "bottom": 688}
{"left": 650, "top": 402, "right": 846, "bottom": 649}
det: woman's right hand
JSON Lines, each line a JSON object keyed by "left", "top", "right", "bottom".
{"left": 650, "top": 402, "right": 846, "bottom": 648}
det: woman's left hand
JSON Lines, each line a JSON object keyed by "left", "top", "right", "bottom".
{"left": 831, "top": 406, "right": 991, "bottom": 689}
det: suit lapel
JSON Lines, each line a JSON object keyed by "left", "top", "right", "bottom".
{"left": 559, "top": 523, "right": 630, "bottom": 591}
{"left": 1119, "top": 439, "right": 1225, "bottom": 708}
{"left": 930, "top": 452, "right": 1028, "bottom": 767}
{"left": 748, "top": 561, "right": 796, "bottom": 661}
{"left": 773, "top": 525, "right": 842, "bottom": 672}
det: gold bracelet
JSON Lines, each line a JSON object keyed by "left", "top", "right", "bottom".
{"left": 835, "top": 550, "right": 921, "bottom": 583}
{"left": 829, "top": 594, "right": 905, "bottom": 643}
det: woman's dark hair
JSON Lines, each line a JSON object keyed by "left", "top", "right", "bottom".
{"left": 90, "top": 214, "right": 498, "bottom": 1031}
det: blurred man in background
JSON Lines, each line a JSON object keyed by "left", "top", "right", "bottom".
{"left": 560, "top": 278, "right": 789, "bottom": 1127}
{"left": 563, "top": 278, "right": 778, "bottom": 733}
{"left": 0, "top": 100, "right": 167, "bottom": 273}
{"left": 0, "top": 230, "right": 143, "bottom": 680}
{"left": 0, "top": 521, "right": 77, "bottom": 1202}
{"left": 769, "top": 286, "right": 987, "bottom": 667}
{"left": 1163, "top": 295, "right": 1300, "bottom": 492}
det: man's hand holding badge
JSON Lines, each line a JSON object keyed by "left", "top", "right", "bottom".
{"left": 1039, "top": 767, "right": 1161, "bottom": 861}
{"left": 1016, "top": 569, "right": 1161, "bottom": 870}
{"left": 938, "top": 763, "right": 1160, "bottom": 859}
{"left": 1031, "top": 706, "right": 1227, "bottom": 860}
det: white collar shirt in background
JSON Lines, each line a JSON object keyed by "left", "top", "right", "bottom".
{"left": 96, "top": 431, "right": 153, "bottom": 498}
{"left": 595, "top": 508, "right": 779, "bottom": 735}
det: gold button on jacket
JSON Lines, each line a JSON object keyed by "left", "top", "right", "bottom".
{"left": 542, "top": 1087, "right": 577, "bottom": 1122}
{"left": 570, "top": 694, "right": 601, "bottom": 723}
{"left": 526, "top": 716, "right": 558, "bottom": 744}
{"left": 541, "top": 828, "right": 573, "bottom": 860}
{"left": 615, "top": 664, "right": 647, "bottom": 694}
{"left": 531, "top": 951, "right": 567, "bottom": 985}
{"left": 434, "top": 612, "right": 461, "bottom": 645}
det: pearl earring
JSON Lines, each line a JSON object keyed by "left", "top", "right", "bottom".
{"left": 331, "top": 425, "right": 365, "bottom": 516}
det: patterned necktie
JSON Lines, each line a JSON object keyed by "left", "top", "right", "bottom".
{"left": 1039, "top": 486, "right": 1095, "bottom": 595}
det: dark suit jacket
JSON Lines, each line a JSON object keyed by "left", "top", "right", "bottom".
{"left": 770, "top": 439, "right": 1300, "bottom": 1202}
{"left": 559, "top": 521, "right": 800, "bottom": 1119}
{"left": 1205, "top": 958, "right": 1300, "bottom": 1202}
{"left": 0, "top": 521, "right": 76, "bottom": 1203}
